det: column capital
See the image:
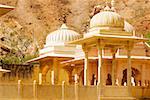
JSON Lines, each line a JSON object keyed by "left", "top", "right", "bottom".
{"left": 52, "top": 58, "right": 57, "bottom": 65}
{"left": 110, "top": 47, "right": 118, "bottom": 55}
{"left": 82, "top": 44, "right": 89, "bottom": 53}
{"left": 96, "top": 39, "right": 105, "bottom": 48}
{"left": 125, "top": 41, "right": 134, "bottom": 51}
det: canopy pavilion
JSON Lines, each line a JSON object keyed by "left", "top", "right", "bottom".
{"left": 27, "top": 0, "right": 150, "bottom": 88}
{"left": 16, "top": 0, "right": 150, "bottom": 99}
{"left": 27, "top": 24, "right": 81, "bottom": 84}
{"left": 62, "top": 1, "right": 149, "bottom": 87}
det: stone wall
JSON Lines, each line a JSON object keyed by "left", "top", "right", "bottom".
{"left": 0, "top": 64, "right": 34, "bottom": 83}
{"left": 0, "top": 83, "right": 149, "bottom": 100}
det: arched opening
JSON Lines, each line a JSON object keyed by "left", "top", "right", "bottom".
{"left": 121, "top": 68, "right": 140, "bottom": 86}
{"left": 106, "top": 73, "right": 112, "bottom": 85}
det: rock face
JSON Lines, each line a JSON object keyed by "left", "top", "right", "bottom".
{"left": 0, "top": 0, "right": 150, "bottom": 48}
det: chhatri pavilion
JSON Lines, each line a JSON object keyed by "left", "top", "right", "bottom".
{"left": 28, "top": 0, "right": 150, "bottom": 87}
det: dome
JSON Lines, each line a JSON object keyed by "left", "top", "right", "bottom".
{"left": 46, "top": 24, "right": 81, "bottom": 46}
{"left": 85, "top": 2, "right": 135, "bottom": 37}
{"left": 90, "top": 6, "right": 124, "bottom": 30}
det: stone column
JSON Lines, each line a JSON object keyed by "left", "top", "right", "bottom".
{"left": 126, "top": 42, "right": 133, "bottom": 86}
{"left": 51, "top": 58, "right": 58, "bottom": 85}
{"left": 39, "top": 73, "right": 42, "bottom": 85}
{"left": 38, "top": 64, "right": 43, "bottom": 84}
{"left": 141, "top": 64, "right": 146, "bottom": 86}
{"left": 82, "top": 44, "right": 89, "bottom": 86}
{"left": 127, "top": 49, "right": 131, "bottom": 86}
{"left": 111, "top": 48, "right": 117, "bottom": 86}
{"left": 51, "top": 70, "right": 54, "bottom": 85}
{"left": 97, "top": 40, "right": 104, "bottom": 86}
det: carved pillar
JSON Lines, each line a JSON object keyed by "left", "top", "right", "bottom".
{"left": 141, "top": 64, "right": 146, "bottom": 86}
{"left": 126, "top": 42, "right": 133, "bottom": 86}
{"left": 82, "top": 44, "right": 89, "bottom": 86}
{"left": 97, "top": 39, "right": 104, "bottom": 86}
{"left": 51, "top": 58, "right": 58, "bottom": 85}
{"left": 127, "top": 49, "right": 131, "bottom": 86}
{"left": 39, "top": 73, "right": 42, "bottom": 85}
{"left": 111, "top": 48, "right": 117, "bottom": 86}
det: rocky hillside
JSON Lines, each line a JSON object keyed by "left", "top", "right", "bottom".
{"left": 0, "top": 0, "right": 150, "bottom": 48}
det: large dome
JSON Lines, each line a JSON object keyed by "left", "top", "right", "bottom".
{"left": 90, "top": 6, "right": 124, "bottom": 30}
{"left": 84, "top": 3, "right": 135, "bottom": 37}
{"left": 46, "top": 24, "right": 81, "bottom": 46}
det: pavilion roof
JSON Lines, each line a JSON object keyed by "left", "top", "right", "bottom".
{"left": 26, "top": 54, "right": 73, "bottom": 63}
{"left": 67, "top": 34, "right": 148, "bottom": 47}
{"left": 61, "top": 55, "right": 150, "bottom": 65}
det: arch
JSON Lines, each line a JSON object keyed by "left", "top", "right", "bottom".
{"left": 121, "top": 67, "right": 141, "bottom": 86}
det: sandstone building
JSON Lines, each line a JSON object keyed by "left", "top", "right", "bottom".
{"left": 28, "top": 0, "right": 150, "bottom": 88}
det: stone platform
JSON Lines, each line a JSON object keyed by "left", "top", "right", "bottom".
{"left": 0, "top": 84, "right": 149, "bottom": 100}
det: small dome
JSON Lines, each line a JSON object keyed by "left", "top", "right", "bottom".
{"left": 90, "top": 6, "right": 124, "bottom": 30}
{"left": 46, "top": 24, "right": 81, "bottom": 46}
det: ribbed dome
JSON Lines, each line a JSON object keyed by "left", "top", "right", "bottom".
{"left": 85, "top": 3, "right": 135, "bottom": 37}
{"left": 46, "top": 24, "right": 81, "bottom": 46}
{"left": 90, "top": 7, "right": 124, "bottom": 30}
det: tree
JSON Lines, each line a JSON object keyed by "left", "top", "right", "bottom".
{"left": 145, "top": 32, "right": 150, "bottom": 45}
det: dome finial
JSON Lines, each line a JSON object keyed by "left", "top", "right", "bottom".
{"left": 104, "top": 0, "right": 111, "bottom": 11}
{"left": 60, "top": 24, "right": 68, "bottom": 29}
{"left": 111, "top": 0, "right": 116, "bottom": 12}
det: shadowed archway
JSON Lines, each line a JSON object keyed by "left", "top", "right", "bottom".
{"left": 121, "top": 67, "right": 140, "bottom": 86}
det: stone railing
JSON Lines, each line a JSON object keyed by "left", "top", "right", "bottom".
{"left": 0, "top": 82, "right": 149, "bottom": 100}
